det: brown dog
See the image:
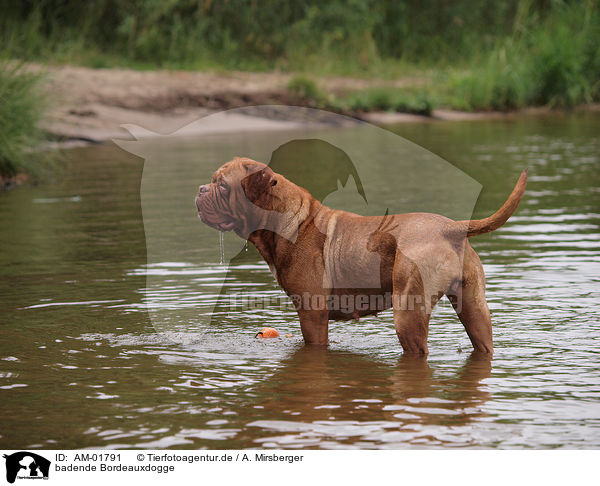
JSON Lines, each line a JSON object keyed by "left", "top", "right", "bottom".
{"left": 196, "top": 157, "right": 527, "bottom": 354}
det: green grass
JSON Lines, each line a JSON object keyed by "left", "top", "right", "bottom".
{"left": 338, "top": 88, "right": 434, "bottom": 116}
{"left": 285, "top": 75, "right": 434, "bottom": 115}
{"left": 0, "top": 63, "right": 47, "bottom": 177}
{"left": 287, "top": 75, "right": 327, "bottom": 103}
{"left": 446, "top": 2, "right": 600, "bottom": 110}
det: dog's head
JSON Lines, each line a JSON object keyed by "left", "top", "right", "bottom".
{"left": 195, "top": 157, "right": 287, "bottom": 238}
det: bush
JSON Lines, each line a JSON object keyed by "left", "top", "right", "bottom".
{"left": 528, "top": 3, "right": 597, "bottom": 107}
{"left": 448, "top": 44, "right": 530, "bottom": 111}
{"left": 342, "top": 88, "right": 433, "bottom": 115}
{"left": 449, "top": 2, "right": 600, "bottom": 110}
{"left": 0, "top": 63, "right": 46, "bottom": 177}
{"left": 287, "top": 75, "right": 325, "bottom": 103}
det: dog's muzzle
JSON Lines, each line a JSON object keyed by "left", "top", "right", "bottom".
{"left": 195, "top": 185, "right": 235, "bottom": 231}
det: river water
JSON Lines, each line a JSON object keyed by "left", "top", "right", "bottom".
{"left": 1, "top": 112, "right": 599, "bottom": 449}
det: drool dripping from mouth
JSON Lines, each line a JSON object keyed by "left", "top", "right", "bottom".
{"left": 219, "top": 231, "right": 225, "bottom": 264}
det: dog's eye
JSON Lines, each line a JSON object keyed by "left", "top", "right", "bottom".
{"left": 219, "top": 181, "right": 229, "bottom": 193}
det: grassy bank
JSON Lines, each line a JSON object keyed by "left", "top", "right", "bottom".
{"left": 0, "top": 63, "right": 46, "bottom": 179}
{"left": 287, "top": 76, "right": 434, "bottom": 116}
{"left": 2, "top": 1, "right": 598, "bottom": 113}
{"left": 446, "top": 1, "right": 600, "bottom": 110}
{"left": 284, "top": 2, "right": 600, "bottom": 113}
{"left": 0, "top": 1, "right": 598, "bottom": 173}
{"left": 1, "top": 1, "right": 520, "bottom": 73}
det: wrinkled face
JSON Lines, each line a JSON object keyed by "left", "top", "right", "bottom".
{"left": 195, "top": 157, "right": 279, "bottom": 235}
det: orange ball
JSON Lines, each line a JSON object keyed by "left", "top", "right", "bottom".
{"left": 255, "top": 327, "right": 279, "bottom": 338}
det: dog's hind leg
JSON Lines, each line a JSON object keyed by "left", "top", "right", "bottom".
{"left": 392, "top": 254, "right": 440, "bottom": 355}
{"left": 447, "top": 246, "right": 493, "bottom": 354}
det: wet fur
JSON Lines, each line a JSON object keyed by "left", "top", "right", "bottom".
{"left": 196, "top": 158, "right": 527, "bottom": 354}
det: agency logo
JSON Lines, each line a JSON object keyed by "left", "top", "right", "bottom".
{"left": 115, "top": 105, "right": 481, "bottom": 343}
{"left": 3, "top": 452, "right": 50, "bottom": 483}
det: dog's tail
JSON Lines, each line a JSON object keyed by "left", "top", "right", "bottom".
{"left": 452, "top": 169, "right": 528, "bottom": 238}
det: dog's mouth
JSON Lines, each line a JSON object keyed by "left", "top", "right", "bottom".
{"left": 197, "top": 211, "right": 236, "bottom": 232}
{"left": 196, "top": 195, "right": 236, "bottom": 232}
{"left": 213, "top": 219, "right": 235, "bottom": 231}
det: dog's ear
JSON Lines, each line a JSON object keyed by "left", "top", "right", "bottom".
{"left": 241, "top": 167, "right": 277, "bottom": 206}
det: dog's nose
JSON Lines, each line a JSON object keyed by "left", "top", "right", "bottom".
{"left": 198, "top": 184, "right": 209, "bottom": 194}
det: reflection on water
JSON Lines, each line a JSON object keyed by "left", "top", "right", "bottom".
{"left": 246, "top": 349, "right": 492, "bottom": 448}
{"left": 0, "top": 113, "right": 599, "bottom": 449}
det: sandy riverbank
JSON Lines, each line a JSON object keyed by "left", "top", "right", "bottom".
{"left": 38, "top": 64, "right": 418, "bottom": 142}
{"left": 32, "top": 64, "right": 600, "bottom": 143}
